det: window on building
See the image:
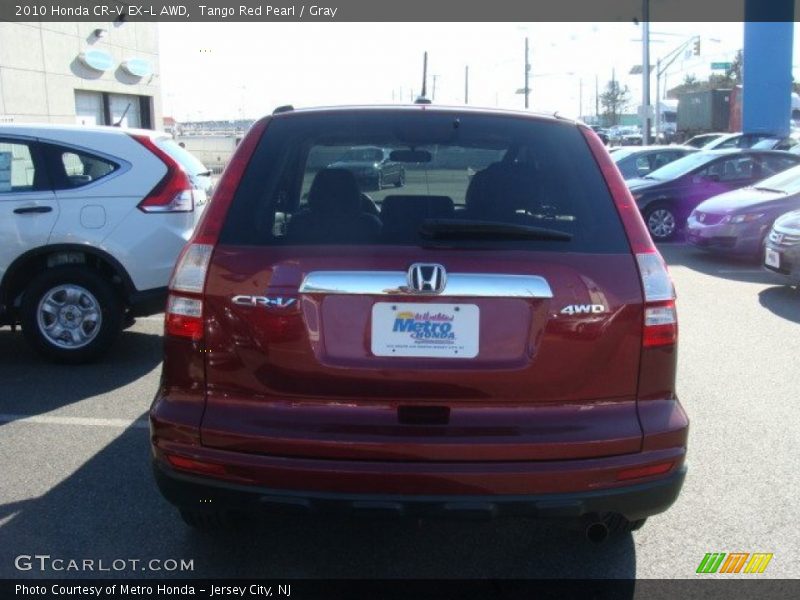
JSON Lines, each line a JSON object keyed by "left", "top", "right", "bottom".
{"left": 74, "top": 90, "right": 154, "bottom": 129}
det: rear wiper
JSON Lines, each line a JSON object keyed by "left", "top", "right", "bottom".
{"left": 419, "top": 219, "right": 572, "bottom": 242}
{"left": 753, "top": 186, "right": 786, "bottom": 194}
{"left": 195, "top": 170, "right": 212, "bottom": 177}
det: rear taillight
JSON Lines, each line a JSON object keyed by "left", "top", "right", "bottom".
{"left": 165, "top": 244, "right": 213, "bottom": 340}
{"left": 637, "top": 252, "right": 677, "bottom": 348}
{"left": 131, "top": 134, "right": 195, "bottom": 213}
{"left": 580, "top": 126, "right": 678, "bottom": 349}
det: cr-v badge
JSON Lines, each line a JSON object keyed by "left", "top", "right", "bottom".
{"left": 232, "top": 295, "right": 296, "bottom": 308}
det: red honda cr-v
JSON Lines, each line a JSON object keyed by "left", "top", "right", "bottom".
{"left": 150, "top": 105, "right": 688, "bottom": 540}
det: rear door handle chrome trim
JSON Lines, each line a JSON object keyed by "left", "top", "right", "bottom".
{"left": 299, "top": 271, "right": 553, "bottom": 298}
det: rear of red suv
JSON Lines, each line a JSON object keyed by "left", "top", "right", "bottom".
{"left": 150, "top": 106, "right": 688, "bottom": 538}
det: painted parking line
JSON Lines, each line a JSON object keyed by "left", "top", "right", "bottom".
{"left": 0, "top": 413, "right": 149, "bottom": 429}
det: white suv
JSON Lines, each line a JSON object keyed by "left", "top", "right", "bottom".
{"left": 0, "top": 124, "right": 210, "bottom": 363}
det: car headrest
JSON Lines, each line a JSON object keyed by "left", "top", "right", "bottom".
{"left": 307, "top": 168, "right": 362, "bottom": 215}
{"left": 465, "top": 162, "right": 539, "bottom": 218}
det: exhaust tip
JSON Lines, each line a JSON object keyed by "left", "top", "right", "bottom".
{"left": 586, "top": 521, "right": 610, "bottom": 544}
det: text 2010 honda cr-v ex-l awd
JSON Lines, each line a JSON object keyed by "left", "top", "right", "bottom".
{"left": 150, "top": 105, "right": 688, "bottom": 540}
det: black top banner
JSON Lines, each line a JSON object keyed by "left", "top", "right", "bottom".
{"left": 2, "top": 0, "right": 799, "bottom": 22}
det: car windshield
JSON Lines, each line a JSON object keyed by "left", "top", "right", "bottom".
{"left": 753, "top": 163, "right": 800, "bottom": 194}
{"left": 156, "top": 138, "right": 208, "bottom": 176}
{"left": 645, "top": 152, "right": 718, "bottom": 180}
{"left": 612, "top": 149, "right": 635, "bottom": 161}
{"left": 340, "top": 148, "right": 384, "bottom": 162}
{"left": 751, "top": 138, "right": 782, "bottom": 150}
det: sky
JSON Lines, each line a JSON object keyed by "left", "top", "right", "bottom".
{"left": 158, "top": 22, "right": 797, "bottom": 121}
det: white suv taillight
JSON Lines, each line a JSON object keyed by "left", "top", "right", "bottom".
{"left": 131, "top": 134, "right": 196, "bottom": 213}
{"left": 165, "top": 244, "right": 213, "bottom": 340}
{"left": 636, "top": 253, "right": 677, "bottom": 348}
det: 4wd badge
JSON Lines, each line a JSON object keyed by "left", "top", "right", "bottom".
{"left": 560, "top": 304, "right": 606, "bottom": 315}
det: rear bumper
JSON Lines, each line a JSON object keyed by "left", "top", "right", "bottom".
{"left": 152, "top": 452, "right": 687, "bottom": 522}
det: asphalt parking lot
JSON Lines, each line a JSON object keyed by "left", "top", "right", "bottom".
{"left": 1, "top": 242, "right": 799, "bottom": 579}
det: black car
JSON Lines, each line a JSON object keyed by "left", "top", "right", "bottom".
{"left": 612, "top": 145, "right": 697, "bottom": 180}
{"left": 627, "top": 149, "right": 800, "bottom": 240}
{"left": 328, "top": 146, "right": 405, "bottom": 190}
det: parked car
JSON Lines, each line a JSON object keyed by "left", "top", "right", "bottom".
{"left": 750, "top": 134, "right": 800, "bottom": 152}
{"left": 702, "top": 132, "right": 777, "bottom": 150}
{"left": 627, "top": 149, "right": 800, "bottom": 240}
{"left": 151, "top": 105, "right": 688, "bottom": 540}
{"left": 764, "top": 209, "right": 800, "bottom": 284}
{"left": 328, "top": 145, "right": 405, "bottom": 190}
{"left": 612, "top": 145, "right": 697, "bottom": 180}
{"left": 0, "top": 124, "right": 210, "bottom": 362}
{"left": 684, "top": 133, "right": 726, "bottom": 148}
{"left": 589, "top": 125, "right": 609, "bottom": 145}
{"left": 686, "top": 164, "right": 800, "bottom": 258}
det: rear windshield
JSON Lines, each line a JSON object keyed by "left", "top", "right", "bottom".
{"left": 220, "top": 111, "right": 629, "bottom": 253}
{"left": 754, "top": 163, "right": 800, "bottom": 194}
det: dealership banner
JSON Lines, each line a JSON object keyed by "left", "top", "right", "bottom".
{"left": 2, "top": 0, "right": 796, "bottom": 22}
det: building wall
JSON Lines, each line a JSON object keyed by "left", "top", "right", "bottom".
{"left": 0, "top": 21, "right": 162, "bottom": 129}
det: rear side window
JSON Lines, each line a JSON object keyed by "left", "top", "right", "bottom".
{"left": 57, "top": 149, "right": 117, "bottom": 188}
{"left": 221, "top": 112, "right": 630, "bottom": 253}
{"left": 0, "top": 140, "right": 45, "bottom": 193}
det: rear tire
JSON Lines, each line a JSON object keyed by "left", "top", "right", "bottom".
{"left": 394, "top": 169, "right": 405, "bottom": 188}
{"left": 645, "top": 203, "right": 679, "bottom": 241}
{"left": 20, "top": 266, "right": 122, "bottom": 364}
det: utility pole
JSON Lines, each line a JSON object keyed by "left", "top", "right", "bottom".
{"left": 642, "top": 0, "right": 651, "bottom": 145}
{"left": 524, "top": 37, "right": 530, "bottom": 109}
{"left": 465, "top": 66, "right": 469, "bottom": 104}
{"left": 595, "top": 74, "right": 599, "bottom": 119}
{"left": 432, "top": 75, "right": 438, "bottom": 101}
{"left": 579, "top": 78, "right": 583, "bottom": 119}
{"left": 421, "top": 51, "right": 428, "bottom": 99}
{"left": 655, "top": 58, "right": 661, "bottom": 139}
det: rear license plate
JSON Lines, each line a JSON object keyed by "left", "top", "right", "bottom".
{"left": 371, "top": 302, "right": 479, "bottom": 358}
{"left": 765, "top": 247, "right": 781, "bottom": 269}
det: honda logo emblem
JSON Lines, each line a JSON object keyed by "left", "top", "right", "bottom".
{"left": 407, "top": 263, "right": 447, "bottom": 294}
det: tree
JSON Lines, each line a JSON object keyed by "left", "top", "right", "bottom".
{"left": 600, "top": 80, "right": 631, "bottom": 126}
{"left": 666, "top": 50, "right": 744, "bottom": 99}
{"left": 725, "top": 49, "right": 743, "bottom": 84}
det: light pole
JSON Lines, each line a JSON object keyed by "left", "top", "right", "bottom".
{"left": 641, "top": 0, "right": 651, "bottom": 145}
{"left": 524, "top": 36, "right": 530, "bottom": 109}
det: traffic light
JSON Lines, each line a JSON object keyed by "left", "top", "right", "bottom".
{"left": 693, "top": 38, "right": 701, "bottom": 56}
